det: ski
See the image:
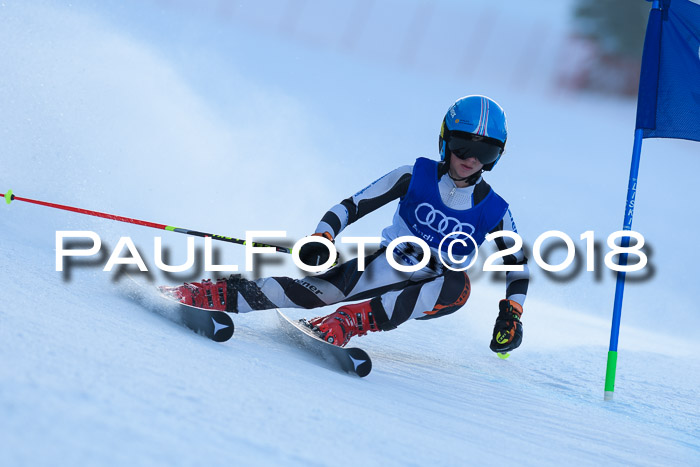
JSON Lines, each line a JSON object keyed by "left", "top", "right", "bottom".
{"left": 124, "top": 278, "right": 234, "bottom": 342}
{"left": 277, "top": 310, "right": 372, "bottom": 377}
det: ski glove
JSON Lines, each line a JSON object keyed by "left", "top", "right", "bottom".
{"left": 489, "top": 299, "right": 523, "bottom": 353}
{"left": 298, "top": 231, "right": 336, "bottom": 268}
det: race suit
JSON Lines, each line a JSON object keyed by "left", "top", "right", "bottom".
{"left": 231, "top": 158, "right": 529, "bottom": 330}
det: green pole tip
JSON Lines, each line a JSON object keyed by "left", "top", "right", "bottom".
{"left": 5, "top": 189, "right": 13, "bottom": 204}
{"left": 498, "top": 352, "right": 510, "bottom": 360}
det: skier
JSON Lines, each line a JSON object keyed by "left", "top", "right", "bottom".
{"left": 166, "top": 95, "right": 529, "bottom": 353}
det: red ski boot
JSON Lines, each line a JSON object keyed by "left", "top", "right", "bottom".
{"left": 160, "top": 278, "right": 229, "bottom": 311}
{"left": 308, "top": 300, "right": 381, "bottom": 347}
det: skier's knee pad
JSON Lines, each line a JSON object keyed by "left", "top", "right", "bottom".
{"left": 418, "top": 270, "right": 471, "bottom": 320}
{"left": 443, "top": 270, "right": 471, "bottom": 306}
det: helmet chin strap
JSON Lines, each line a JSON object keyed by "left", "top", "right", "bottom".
{"left": 446, "top": 156, "right": 483, "bottom": 186}
{"left": 448, "top": 170, "right": 482, "bottom": 185}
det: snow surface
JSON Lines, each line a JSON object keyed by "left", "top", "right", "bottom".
{"left": 2, "top": 1, "right": 699, "bottom": 465}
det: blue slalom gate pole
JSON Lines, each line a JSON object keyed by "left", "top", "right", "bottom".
{"left": 604, "top": 128, "right": 644, "bottom": 401}
{"left": 604, "top": 0, "right": 700, "bottom": 399}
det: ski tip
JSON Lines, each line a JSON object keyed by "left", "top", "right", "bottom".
{"left": 347, "top": 348, "right": 372, "bottom": 377}
{"left": 497, "top": 352, "right": 510, "bottom": 360}
{"left": 211, "top": 315, "right": 235, "bottom": 342}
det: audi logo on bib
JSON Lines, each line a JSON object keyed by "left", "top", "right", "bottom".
{"left": 415, "top": 203, "right": 476, "bottom": 237}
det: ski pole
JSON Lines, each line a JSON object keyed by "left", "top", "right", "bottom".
{"left": 1, "top": 189, "right": 293, "bottom": 254}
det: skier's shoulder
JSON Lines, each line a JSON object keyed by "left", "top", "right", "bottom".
{"left": 474, "top": 178, "right": 519, "bottom": 233}
{"left": 396, "top": 163, "right": 414, "bottom": 175}
{"left": 353, "top": 157, "right": 442, "bottom": 199}
{"left": 411, "top": 156, "right": 438, "bottom": 167}
{"left": 373, "top": 163, "right": 414, "bottom": 179}
{"left": 474, "top": 178, "right": 494, "bottom": 202}
{"left": 474, "top": 177, "right": 509, "bottom": 210}
{"left": 351, "top": 164, "right": 413, "bottom": 199}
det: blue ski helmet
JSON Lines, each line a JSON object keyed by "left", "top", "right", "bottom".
{"left": 439, "top": 95, "right": 508, "bottom": 171}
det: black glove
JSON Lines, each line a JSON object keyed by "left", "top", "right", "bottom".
{"left": 298, "top": 231, "right": 336, "bottom": 267}
{"left": 489, "top": 299, "right": 523, "bottom": 353}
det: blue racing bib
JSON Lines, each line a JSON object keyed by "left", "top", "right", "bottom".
{"left": 398, "top": 157, "right": 508, "bottom": 256}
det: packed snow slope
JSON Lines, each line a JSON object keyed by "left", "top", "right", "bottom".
{"left": 2, "top": 1, "right": 700, "bottom": 465}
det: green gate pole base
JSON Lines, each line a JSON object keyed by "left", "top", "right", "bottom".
{"left": 604, "top": 350, "right": 618, "bottom": 401}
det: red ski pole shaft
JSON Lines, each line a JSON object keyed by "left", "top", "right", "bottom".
{"left": 0, "top": 189, "right": 293, "bottom": 254}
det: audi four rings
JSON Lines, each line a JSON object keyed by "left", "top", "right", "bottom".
{"left": 415, "top": 203, "right": 476, "bottom": 236}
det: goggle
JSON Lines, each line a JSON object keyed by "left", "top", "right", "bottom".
{"left": 447, "top": 137, "right": 502, "bottom": 165}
